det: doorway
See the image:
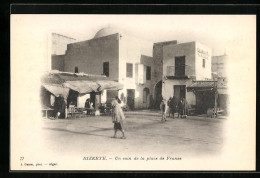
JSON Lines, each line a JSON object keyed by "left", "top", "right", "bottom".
{"left": 127, "top": 89, "right": 135, "bottom": 110}
{"left": 196, "top": 91, "right": 215, "bottom": 114}
{"left": 174, "top": 85, "right": 186, "bottom": 101}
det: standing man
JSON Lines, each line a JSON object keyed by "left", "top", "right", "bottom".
{"left": 54, "top": 95, "right": 65, "bottom": 119}
{"left": 171, "top": 96, "right": 178, "bottom": 118}
{"left": 178, "top": 97, "right": 188, "bottom": 118}
{"left": 85, "top": 99, "right": 90, "bottom": 115}
{"left": 178, "top": 98, "right": 183, "bottom": 118}
{"left": 160, "top": 99, "right": 166, "bottom": 122}
{"left": 167, "top": 97, "right": 172, "bottom": 117}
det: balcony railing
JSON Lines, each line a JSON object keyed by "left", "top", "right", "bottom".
{"left": 166, "top": 65, "right": 194, "bottom": 79}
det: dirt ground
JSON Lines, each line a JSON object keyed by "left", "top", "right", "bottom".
{"left": 41, "top": 110, "right": 226, "bottom": 158}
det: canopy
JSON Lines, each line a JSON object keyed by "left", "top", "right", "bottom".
{"left": 42, "top": 84, "right": 70, "bottom": 98}
{"left": 41, "top": 71, "right": 124, "bottom": 94}
{"left": 63, "top": 80, "right": 124, "bottom": 94}
{"left": 63, "top": 81, "right": 100, "bottom": 94}
{"left": 187, "top": 81, "right": 216, "bottom": 92}
{"left": 96, "top": 80, "right": 124, "bottom": 91}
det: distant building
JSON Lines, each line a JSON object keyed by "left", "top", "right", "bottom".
{"left": 212, "top": 54, "right": 229, "bottom": 115}
{"left": 52, "top": 33, "right": 76, "bottom": 55}
{"left": 51, "top": 33, "right": 76, "bottom": 72}
{"left": 52, "top": 26, "right": 172, "bottom": 109}
{"left": 162, "top": 41, "right": 213, "bottom": 114}
{"left": 152, "top": 40, "right": 178, "bottom": 109}
{"left": 212, "top": 54, "right": 228, "bottom": 78}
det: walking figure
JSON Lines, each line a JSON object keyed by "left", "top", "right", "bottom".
{"left": 111, "top": 98, "right": 126, "bottom": 139}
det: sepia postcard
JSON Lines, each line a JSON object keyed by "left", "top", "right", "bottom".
{"left": 10, "top": 14, "right": 256, "bottom": 171}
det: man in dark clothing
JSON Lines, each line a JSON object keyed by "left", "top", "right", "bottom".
{"left": 59, "top": 97, "right": 66, "bottom": 118}
{"left": 167, "top": 97, "right": 172, "bottom": 117}
{"left": 85, "top": 99, "right": 90, "bottom": 115}
{"left": 54, "top": 96, "right": 65, "bottom": 119}
{"left": 171, "top": 96, "right": 178, "bottom": 118}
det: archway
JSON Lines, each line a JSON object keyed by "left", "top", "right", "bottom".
{"left": 154, "top": 80, "right": 162, "bottom": 109}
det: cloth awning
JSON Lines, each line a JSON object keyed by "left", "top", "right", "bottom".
{"left": 63, "top": 81, "right": 100, "bottom": 94}
{"left": 42, "top": 84, "right": 70, "bottom": 98}
{"left": 42, "top": 71, "right": 124, "bottom": 94}
{"left": 63, "top": 80, "right": 124, "bottom": 94}
{"left": 96, "top": 80, "right": 124, "bottom": 91}
{"left": 187, "top": 81, "right": 216, "bottom": 92}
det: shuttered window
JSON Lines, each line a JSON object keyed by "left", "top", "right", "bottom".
{"left": 126, "top": 63, "right": 133, "bottom": 78}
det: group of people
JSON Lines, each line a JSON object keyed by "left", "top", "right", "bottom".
{"left": 53, "top": 95, "right": 66, "bottom": 119}
{"left": 160, "top": 97, "right": 188, "bottom": 121}
{"left": 84, "top": 99, "right": 94, "bottom": 115}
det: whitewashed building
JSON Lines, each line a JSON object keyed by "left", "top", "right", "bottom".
{"left": 162, "top": 41, "right": 213, "bottom": 113}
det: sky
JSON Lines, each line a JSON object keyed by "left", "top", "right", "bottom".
{"left": 11, "top": 14, "right": 256, "bottom": 60}
{"left": 36, "top": 15, "right": 256, "bottom": 56}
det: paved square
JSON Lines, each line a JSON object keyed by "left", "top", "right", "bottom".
{"left": 41, "top": 111, "right": 226, "bottom": 158}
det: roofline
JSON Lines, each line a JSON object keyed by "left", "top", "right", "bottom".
{"left": 52, "top": 33, "right": 76, "bottom": 40}
{"left": 212, "top": 54, "right": 228, "bottom": 58}
{"left": 192, "top": 80, "right": 216, "bottom": 82}
{"left": 48, "top": 70, "right": 107, "bottom": 78}
{"left": 153, "top": 40, "right": 177, "bottom": 45}
{"left": 141, "top": 54, "right": 153, "bottom": 58}
{"left": 68, "top": 33, "right": 119, "bottom": 46}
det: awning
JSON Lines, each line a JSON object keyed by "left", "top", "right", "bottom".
{"left": 42, "top": 84, "right": 70, "bottom": 98}
{"left": 187, "top": 81, "right": 216, "bottom": 92}
{"left": 63, "top": 81, "right": 100, "bottom": 94}
{"left": 96, "top": 80, "right": 124, "bottom": 91}
{"left": 42, "top": 71, "right": 124, "bottom": 94}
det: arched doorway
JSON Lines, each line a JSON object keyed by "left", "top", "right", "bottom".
{"left": 143, "top": 87, "right": 150, "bottom": 108}
{"left": 154, "top": 80, "right": 162, "bottom": 109}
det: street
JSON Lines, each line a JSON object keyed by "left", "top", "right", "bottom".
{"left": 41, "top": 110, "right": 226, "bottom": 158}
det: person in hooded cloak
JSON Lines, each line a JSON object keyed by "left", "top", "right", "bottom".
{"left": 111, "top": 98, "right": 126, "bottom": 139}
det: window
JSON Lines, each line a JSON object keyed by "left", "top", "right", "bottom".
{"left": 103, "top": 62, "right": 109, "bottom": 77}
{"left": 75, "top": 66, "right": 78, "bottom": 73}
{"left": 175, "top": 56, "right": 185, "bottom": 77}
{"left": 146, "top": 66, "right": 151, "bottom": 80}
{"left": 126, "top": 63, "right": 133, "bottom": 78}
{"left": 202, "top": 59, "right": 206, "bottom": 68}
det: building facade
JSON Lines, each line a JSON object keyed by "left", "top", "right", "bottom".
{"left": 52, "top": 27, "right": 168, "bottom": 109}
{"left": 212, "top": 54, "right": 228, "bottom": 78}
{"left": 212, "top": 54, "right": 229, "bottom": 114}
{"left": 52, "top": 33, "right": 76, "bottom": 55}
{"left": 162, "top": 41, "right": 212, "bottom": 111}
{"left": 51, "top": 33, "right": 76, "bottom": 71}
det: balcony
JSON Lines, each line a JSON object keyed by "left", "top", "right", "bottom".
{"left": 166, "top": 65, "right": 194, "bottom": 79}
